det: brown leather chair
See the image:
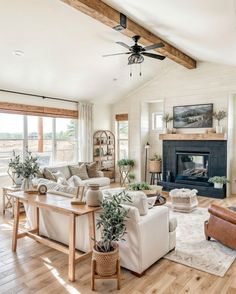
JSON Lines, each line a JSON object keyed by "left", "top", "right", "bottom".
{"left": 204, "top": 204, "right": 236, "bottom": 250}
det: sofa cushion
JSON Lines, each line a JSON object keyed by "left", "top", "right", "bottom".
{"left": 45, "top": 166, "right": 71, "bottom": 180}
{"left": 86, "top": 162, "right": 98, "bottom": 178}
{"left": 57, "top": 177, "right": 68, "bottom": 186}
{"left": 69, "top": 164, "right": 89, "bottom": 180}
{"left": 53, "top": 171, "right": 66, "bottom": 181}
{"left": 43, "top": 168, "right": 56, "bottom": 182}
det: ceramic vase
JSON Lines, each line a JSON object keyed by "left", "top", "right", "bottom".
{"left": 216, "top": 126, "right": 223, "bottom": 134}
{"left": 86, "top": 184, "right": 103, "bottom": 206}
{"left": 214, "top": 183, "right": 223, "bottom": 189}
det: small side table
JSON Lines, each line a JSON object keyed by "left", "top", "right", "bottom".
{"left": 2, "top": 186, "right": 22, "bottom": 217}
{"left": 150, "top": 172, "right": 162, "bottom": 185}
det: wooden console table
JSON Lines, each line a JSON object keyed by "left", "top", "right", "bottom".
{"left": 8, "top": 191, "right": 100, "bottom": 282}
{"left": 2, "top": 186, "right": 23, "bottom": 217}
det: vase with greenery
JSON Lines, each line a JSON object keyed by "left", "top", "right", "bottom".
{"left": 212, "top": 110, "right": 227, "bottom": 134}
{"left": 149, "top": 153, "right": 162, "bottom": 172}
{"left": 162, "top": 113, "right": 173, "bottom": 134}
{"left": 92, "top": 191, "right": 131, "bottom": 278}
{"left": 208, "top": 176, "right": 229, "bottom": 189}
{"left": 8, "top": 151, "right": 21, "bottom": 187}
{"left": 9, "top": 152, "right": 39, "bottom": 192}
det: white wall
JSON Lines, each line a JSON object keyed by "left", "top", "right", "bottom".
{"left": 111, "top": 60, "right": 236, "bottom": 191}
{"left": 93, "top": 103, "right": 111, "bottom": 131}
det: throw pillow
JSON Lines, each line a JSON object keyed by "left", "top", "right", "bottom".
{"left": 57, "top": 177, "right": 68, "bottom": 186}
{"left": 86, "top": 162, "right": 98, "bottom": 178}
{"left": 147, "top": 196, "right": 157, "bottom": 209}
{"left": 53, "top": 171, "right": 66, "bottom": 181}
{"left": 43, "top": 168, "right": 56, "bottom": 182}
{"left": 69, "top": 164, "right": 89, "bottom": 180}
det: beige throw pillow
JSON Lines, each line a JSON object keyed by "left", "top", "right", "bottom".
{"left": 86, "top": 162, "right": 98, "bottom": 178}
{"left": 69, "top": 164, "right": 89, "bottom": 180}
{"left": 43, "top": 168, "right": 56, "bottom": 182}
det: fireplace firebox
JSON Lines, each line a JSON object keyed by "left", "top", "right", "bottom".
{"left": 160, "top": 140, "right": 227, "bottom": 198}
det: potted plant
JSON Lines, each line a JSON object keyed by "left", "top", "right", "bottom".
{"left": 8, "top": 151, "right": 22, "bottom": 187}
{"left": 208, "top": 176, "right": 229, "bottom": 189}
{"left": 162, "top": 113, "right": 173, "bottom": 134}
{"left": 118, "top": 159, "right": 135, "bottom": 186}
{"left": 149, "top": 153, "right": 162, "bottom": 172}
{"left": 11, "top": 152, "right": 39, "bottom": 192}
{"left": 92, "top": 191, "right": 131, "bottom": 278}
{"left": 212, "top": 110, "right": 227, "bottom": 134}
{"left": 129, "top": 182, "right": 157, "bottom": 196}
{"left": 128, "top": 172, "right": 136, "bottom": 183}
{"left": 117, "top": 159, "right": 135, "bottom": 169}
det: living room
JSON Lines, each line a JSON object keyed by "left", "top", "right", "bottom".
{"left": 1, "top": 0, "right": 236, "bottom": 293}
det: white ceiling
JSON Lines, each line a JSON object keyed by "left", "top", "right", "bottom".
{"left": 0, "top": 0, "right": 236, "bottom": 104}
{"left": 0, "top": 0, "right": 166, "bottom": 104}
{"left": 104, "top": 0, "right": 236, "bottom": 65}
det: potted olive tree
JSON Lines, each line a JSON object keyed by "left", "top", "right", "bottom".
{"left": 208, "top": 176, "right": 229, "bottom": 189}
{"left": 213, "top": 110, "right": 227, "bottom": 134}
{"left": 149, "top": 153, "right": 162, "bottom": 172}
{"left": 162, "top": 113, "right": 173, "bottom": 134}
{"left": 92, "top": 191, "right": 131, "bottom": 280}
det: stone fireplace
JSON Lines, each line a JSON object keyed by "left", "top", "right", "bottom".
{"left": 160, "top": 134, "right": 227, "bottom": 198}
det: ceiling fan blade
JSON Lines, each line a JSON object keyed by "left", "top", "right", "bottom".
{"left": 142, "top": 52, "right": 166, "bottom": 60}
{"left": 116, "top": 41, "right": 131, "bottom": 50}
{"left": 102, "top": 52, "right": 131, "bottom": 57}
{"left": 142, "top": 43, "right": 164, "bottom": 51}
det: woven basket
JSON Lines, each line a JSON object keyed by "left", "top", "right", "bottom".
{"left": 149, "top": 160, "right": 162, "bottom": 172}
{"left": 92, "top": 244, "right": 119, "bottom": 277}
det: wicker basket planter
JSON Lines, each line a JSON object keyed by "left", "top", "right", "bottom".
{"left": 92, "top": 243, "right": 119, "bottom": 277}
{"left": 149, "top": 160, "right": 162, "bottom": 172}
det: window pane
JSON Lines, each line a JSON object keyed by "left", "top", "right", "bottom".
{"left": 0, "top": 113, "right": 23, "bottom": 174}
{"left": 55, "top": 141, "right": 76, "bottom": 164}
{"left": 28, "top": 116, "right": 53, "bottom": 166}
{"left": 119, "top": 140, "right": 128, "bottom": 160}
{"left": 118, "top": 121, "right": 128, "bottom": 139}
{"left": 152, "top": 113, "right": 163, "bottom": 130}
{"left": 56, "top": 118, "right": 76, "bottom": 140}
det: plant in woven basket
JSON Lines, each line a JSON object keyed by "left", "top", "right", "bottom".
{"left": 150, "top": 153, "right": 161, "bottom": 161}
{"left": 94, "top": 191, "right": 131, "bottom": 252}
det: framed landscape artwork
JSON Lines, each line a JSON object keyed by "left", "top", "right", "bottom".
{"left": 173, "top": 103, "right": 213, "bottom": 128}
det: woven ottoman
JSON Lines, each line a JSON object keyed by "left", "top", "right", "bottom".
{"left": 169, "top": 188, "right": 198, "bottom": 213}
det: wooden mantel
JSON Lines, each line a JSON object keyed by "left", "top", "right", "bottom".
{"left": 159, "top": 133, "right": 227, "bottom": 141}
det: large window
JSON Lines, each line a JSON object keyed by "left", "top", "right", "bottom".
{"left": 152, "top": 112, "right": 163, "bottom": 131}
{"left": 117, "top": 120, "right": 129, "bottom": 160}
{"left": 0, "top": 113, "right": 78, "bottom": 175}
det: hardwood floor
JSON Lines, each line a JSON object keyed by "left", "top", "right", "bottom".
{"left": 0, "top": 194, "right": 236, "bottom": 294}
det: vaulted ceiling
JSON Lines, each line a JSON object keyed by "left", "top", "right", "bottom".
{"left": 0, "top": 0, "right": 235, "bottom": 103}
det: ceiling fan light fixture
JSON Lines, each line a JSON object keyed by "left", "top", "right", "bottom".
{"left": 128, "top": 53, "right": 144, "bottom": 65}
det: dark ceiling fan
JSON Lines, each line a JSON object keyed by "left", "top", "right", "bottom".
{"left": 103, "top": 35, "right": 166, "bottom": 65}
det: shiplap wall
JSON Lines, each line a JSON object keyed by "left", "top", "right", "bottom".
{"left": 111, "top": 60, "right": 236, "bottom": 189}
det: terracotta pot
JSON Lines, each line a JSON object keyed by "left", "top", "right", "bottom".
{"left": 149, "top": 160, "right": 162, "bottom": 172}
{"left": 92, "top": 243, "right": 119, "bottom": 276}
{"left": 86, "top": 184, "right": 103, "bottom": 206}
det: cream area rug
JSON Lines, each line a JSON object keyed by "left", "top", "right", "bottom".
{"left": 164, "top": 207, "right": 236, "bottom": 277}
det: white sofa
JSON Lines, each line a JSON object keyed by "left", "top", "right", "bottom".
{"left": 24, "top": 189, "right": 176, "bottom": 275}
{"left": 34, "top": 164, "right": 110, "bottom": 195}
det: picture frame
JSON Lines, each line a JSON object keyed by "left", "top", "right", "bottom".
{"left": 173, "top": 103, "right": 213, "bottom": 128}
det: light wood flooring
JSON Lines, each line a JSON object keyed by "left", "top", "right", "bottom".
{"left": 0, "top": 194, "right": 236, "bottom": 294}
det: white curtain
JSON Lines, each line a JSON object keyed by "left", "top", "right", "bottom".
{"left": 78, "top": 102, "right": 94, "bottom": 162}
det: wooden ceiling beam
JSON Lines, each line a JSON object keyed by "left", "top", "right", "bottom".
{"left": 61, "top": 0, "right": 196, "bottom": 69}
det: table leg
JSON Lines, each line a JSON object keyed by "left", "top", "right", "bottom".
{"left": 68, "top": 213, "right": 76, "bottom": 282}
{"left": 88, "top": 211, "right": 95, "bottom": 250}
{"left": 2, "top": 189, "right": 5, "bottom": 215}
{"left": 12, "top": 198, "right": 20, "bottom": 252}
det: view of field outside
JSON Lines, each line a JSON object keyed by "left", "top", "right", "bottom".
{"left": 0, "top": 113, "right": 77, "bottom": 175}
{"left": 117, "top": 121, "right": 129, "bottom": 160}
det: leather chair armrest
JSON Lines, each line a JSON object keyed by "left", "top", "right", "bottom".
{"left": 208, "top": 204, "right": 236, "bottom": 225}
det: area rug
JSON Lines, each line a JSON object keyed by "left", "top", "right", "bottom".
{"left": 164, "top": 207, "right": 236, "bottom": 277}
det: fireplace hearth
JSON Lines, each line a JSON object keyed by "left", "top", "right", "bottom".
{"left": 160, "top": 140, "right": 227, "bottom": 198}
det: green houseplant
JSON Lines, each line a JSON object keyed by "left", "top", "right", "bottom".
{"left": 149, "top": 153, "right": 162, "bottom": 172}
{"left": 9, "top": 152, "right": 39, "bottom": 192}
{"left": 129, "top": 182, "right": 151, "bottom": 191}
{"left": 162, "top": 113, "right": 173, "bottom": 134}
{"left": 117, "top": 159, "right": 135, "bottom": 186}
{"left": 212, "top": 110, "right": 227, "bottom": 134}
{"left": 208, "top": 176, "right": 229, "bottom": 189}
{"left": 92, "top": 191, "right": 131, "bottom": 278}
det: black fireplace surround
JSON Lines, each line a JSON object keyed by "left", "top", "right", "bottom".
{"left": 161, "top": 140, "right": 227, "bottom": 198}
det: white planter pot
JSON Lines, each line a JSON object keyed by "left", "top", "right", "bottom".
{"left": 216, "top": 126, "right": 223, "bottom": 134}
{"left": 86, "top": 184, "right": 103, "bottom": 206}
{"left": 214, "top": 183, "right": 223, "bottom": 189}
